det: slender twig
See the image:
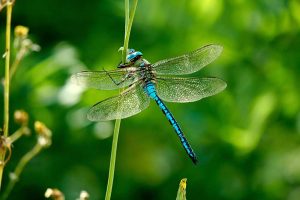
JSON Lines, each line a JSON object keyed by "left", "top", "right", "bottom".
{"left": 9, "top": 51, "right": 24, "bottom": 80}
{"left": 8, "top": 126, "right": 29, "bottom": 144}
{"left": 1, "top": 143, "right": 43, "bottom": 199}
{"left": 0, "top": 1, "right": 13, "bottom": 190}
{"left": 104, "top": 1, "right": 138, "bottom": 199}
{"left": 2, "top": 121, "right": 52, "bottom": 199}
{"left": 10, "top": 28, "right": 41, "bottom": 80}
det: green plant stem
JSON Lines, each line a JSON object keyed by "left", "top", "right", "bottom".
{"left": 1, "top": 143, "right": 43, "bottom": 200}
{"left": 104, "top": 1, "right": 138, "bottom": 199}
{"left": 104, "top": 118, "right": 121, "bottom": 200}
{"left": 9, "top": 52, "right": 24, "bottom": 80}
{"left": 124, "top": 0, "right": 129, "bottom": 49}
{"left": 3, "top": 1, "right": 12, "bottom": 138}
{"left": 121, "top": 0, "right": 129, "bottom": 64}
{"left": 122, "top": 0, "right": 139, "bottom": 64}
{"left": 0, "top": 1, "right": 13, "bottom": 190}
{"left": 8, "top": 126, "right": 28, "bottom": 144}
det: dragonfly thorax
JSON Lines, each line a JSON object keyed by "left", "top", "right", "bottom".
{"left": 139, "top": 59, "right": 156, "bottom": 86}
{"left": 127, "top": 50, "right": 156, "bottom": 84}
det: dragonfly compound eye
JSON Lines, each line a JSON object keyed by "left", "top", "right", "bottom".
{"left": 126, "top": 51, "right": 143, "bottom": 62}
{"left": 128, "top": 49, "right": 135, "bottom": 54}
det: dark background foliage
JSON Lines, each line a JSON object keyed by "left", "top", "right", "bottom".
{"left": 0, "top": 0, "right": 300, "bottom": 199}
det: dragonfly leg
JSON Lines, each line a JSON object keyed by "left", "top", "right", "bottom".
{"left": 118, "top": 62, "right": 132, "bottom": 68}
{"left": 103, "top": 69, "right": 127, "bottom": 86}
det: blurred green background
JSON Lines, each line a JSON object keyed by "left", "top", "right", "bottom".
{"left": 1, "top": 0, "right": 300, "bottom": 199}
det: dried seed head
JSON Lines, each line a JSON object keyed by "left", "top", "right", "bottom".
{"left": 0, "top": 0, "right": 15, "bottom": 11}
{"left": 34, "top": 121, "right": 52, "bottom": 148}
{"left": 0, "top": 136, "right": 12, "bottom": 166}
{"left": 9, "top": 172, "right": 18, "bottom": 181}
{"left": 14, "top": 110, "right": 29, "bottom": 125}
{"left": 78, "top": 191, "right": 89, "bottom": 200}
{"left": 21, "top": 39, "right": 41, "bottom": 51}
{"left": 14, "top": 25, "right": 29, "bottom": 38}
{"left": 2, "top": 0, "right": 15, "bottom": 3}
{"left": 30, "top": 43, "right": 41, "bottom": 52}
{"left": 45, "top": 188, "right": 65, "bottom": 200}
{"left": 13, "top": 25, "right": 41, "bottom": 56}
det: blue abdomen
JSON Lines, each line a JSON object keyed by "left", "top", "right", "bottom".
{"left": 144, "top": 82, "right": 157, "bottom": 99}
{"left": 143, "top": 82, "right": 198, "bottom": 164}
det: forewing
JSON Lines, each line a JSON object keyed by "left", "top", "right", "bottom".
{"left": 156, "top": 76, "right": 227, "bottom": 103}
{"left": 87, "top": 83, "right": 150, "bottom": 121}
{"left": 152, "top": 44, "right": 223, "bottom": 75}
{"left": 71, "top": 68, "right": 139, "bottom": 90}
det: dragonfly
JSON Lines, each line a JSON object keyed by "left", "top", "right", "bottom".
{"left": 72, "top": 44, "right": 227, "bottom": 164}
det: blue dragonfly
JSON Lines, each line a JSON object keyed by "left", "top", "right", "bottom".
{"left": 72, "top": 44, "right": 227, "bottom": 164}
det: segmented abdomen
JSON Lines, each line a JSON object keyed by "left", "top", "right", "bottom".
{"left": 144, "top": 82, "right": 198, "bottom": 164}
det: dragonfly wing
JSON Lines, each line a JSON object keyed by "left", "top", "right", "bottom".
{"left": 156, "top": 76, "right": 227, "bottom": 103}
{"left": 87, "top": 83, "right": 150, "bottom": 121}
{"left": 152, "top": 44, "right": 223, "bottom": 75}
{"left": 71, "top": 68, "right": 139, "bottom": 90}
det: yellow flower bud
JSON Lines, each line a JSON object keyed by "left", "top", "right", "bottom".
{"left": 14, "top": 110, "right": 29, "bottom": 125}
{"left": 14, "top": 25, "right": 29, "bottom": 38}
{"left": 34, "top": 121, "right": 52, "bottom": 148}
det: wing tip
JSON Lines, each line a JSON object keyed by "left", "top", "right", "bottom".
{"left": 70, "top": 72, "right": 87, "bottom": 86}
{"left": 219, "top": 78, "right": 227, "bottom": 90}
{"left": 204, "top": 77, "right": 227, "bottom": 96}
{"left": 209, "top": 44, "right": 223, "bottom": 57}
{"left": 70, "top": 73, "right": 78, "bottom": 83}
{"left": 213, "top": 78, "right": 227, "bottom": 95}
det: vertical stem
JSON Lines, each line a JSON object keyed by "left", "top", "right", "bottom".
{"left": 122, "top": 0, "right": 139, "bottom": 64}
{"left": 104, "top": 119, "right": 121, "bottom": 200}
{"left": 122, "top": 0, "right": 130, "bottom": 64}
{"left": 104, "top": 1, "right": 138, "bottom": 199}
{"left": 122, "top": 0, "right": 129, "bottom": 64}
{"left": 0, "top": 1, "right": 13, "bottom": 190}
{"left": 4, "top": 1, "right": 12, "bottom": 137}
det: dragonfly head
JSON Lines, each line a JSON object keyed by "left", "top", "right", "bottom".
{"left": 126, "top": 49, "right": 143, "bottom": 63}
